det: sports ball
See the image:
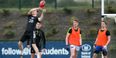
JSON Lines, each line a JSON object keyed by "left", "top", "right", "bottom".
{"left": 39, "top": 0, "right": 45, "bottom": 9}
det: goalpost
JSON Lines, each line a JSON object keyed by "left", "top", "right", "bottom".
{"left": 101, "top": 0, "right": 116, "bottom": 16}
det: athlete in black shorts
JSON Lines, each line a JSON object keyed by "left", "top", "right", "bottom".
{"left": 31, "top": 22, "right": 46, "bottom": 58}
{"left": 18, "top": 8, "right": 44, "bottom": 58}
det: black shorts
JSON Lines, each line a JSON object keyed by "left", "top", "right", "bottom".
{"left": 31, "top": 45, "right": 42, "bottom": 53}
{"left": 94, "top": 46, "right": 108, "bottom": 56}
{"left": 19, "top": 31, "right": 33, "bottom": 43}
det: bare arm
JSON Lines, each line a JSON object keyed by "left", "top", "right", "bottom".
{"left": 32, "top": 44, "right": 39, "bottom": 53}
{"left": 94, "top": 37, "right": 98, "bottom": 45}
{"left": 38, "top": 12, "right": 44, "bottom": 21}
{"left": 80, "top": 34, "right": 82, "bottom": 45}
{"left": 105, "top": 36, "right": 111, "bottom": 46}
{"left": 38, "top": 9, "right": 46, "bottom": 21}
{"left": 65, "top": 33, "right": 70, "bottom": 45}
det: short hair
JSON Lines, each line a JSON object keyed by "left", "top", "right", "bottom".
{"left": 28, "top": 8, "right": 38, "bottom": 15}
{"left": 73, "top": 19, "right": 78, "bottom": 22}
{"left": 101, "top": 21, "right": 107, "bottom": 25}
{"left": 37, "top": 21, "right": 42, "bottom": 24}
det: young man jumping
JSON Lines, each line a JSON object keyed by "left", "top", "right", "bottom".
{"left": 18, "top": 8, "right": 44, "bottom": 58}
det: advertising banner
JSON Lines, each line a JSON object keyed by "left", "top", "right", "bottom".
{"left": 0, "top": 41, "right": 93, "bottom": 58}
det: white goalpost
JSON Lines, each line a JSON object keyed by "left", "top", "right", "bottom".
{"left": 101, "top": 0, "right": 116, "bottom": 16}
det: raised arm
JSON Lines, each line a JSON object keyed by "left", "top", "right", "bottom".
{"left": 38, "top": 9, "right": 46, "bottom": 21}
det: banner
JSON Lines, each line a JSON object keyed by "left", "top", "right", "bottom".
{"left": 0, "top": 41, "right": 69, "bottom": 58}
{"left": 0, "top": 41, "right": 93, "bottom": 58}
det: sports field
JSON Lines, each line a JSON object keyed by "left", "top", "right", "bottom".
{"left": 0, "top": 0, "right": 116, "bottom": 58}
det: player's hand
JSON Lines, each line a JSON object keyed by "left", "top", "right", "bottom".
{"left": 42, "top": 9, "right": 46, "bottom": 13}
{"left": 93, "top": 45, "right": 96, "bottom": 49}
{"left": 103, "top": 46, "right": 107, "bottom": 49}
{"left": 65, "top": 45, "right": 70, "bottom": 51}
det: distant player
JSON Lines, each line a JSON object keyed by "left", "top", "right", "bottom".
{"left": 93, "top": 17, "right": 111, "bottom": 58}
{"left": 65, "top": 19, "right": 82, "bottom": 58}
{"left": 31, "top": 22, "right": 46, "bottom": 58}
{"left": 18, "top": 8, "right": 44, "bottom": 58}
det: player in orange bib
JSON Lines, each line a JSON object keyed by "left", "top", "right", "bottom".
{"left": 93, "top": 18, "right": 111, "bottom": 58}
{"left": 65, "top": 19, "right": 82, "bottom": 58}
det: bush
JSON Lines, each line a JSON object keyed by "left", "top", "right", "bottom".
{"left": 63, "top": 8, "right": 72, "bottom": 14}
{"left": 86, "top": 8, "right": 97, "bottom": 16}
{"left": 52, "top": 27, "right": 59, "bottom": 34}
{"left": 46, "top": 27, "right": 59, "bottom": 37}
{"left": 3, "top": 21, "right": 16, "bottom": 29}
{"left": 46, "top": 31, "right": 53, "bottom": 37}
{"left": 3, "top": 29, "right": 15, "bottom": 39}
{"left": 106, "top": 6, "right": 116, "bottom": 13}
{"left": 20, "top": 10, "right": 29, "bottom": 17}
{"left": 109, "top": 44, "right": 116, "bottom": 51}
{"left": 112, "top": 29, "right": 116, "bottom": 36}
{"left": 3, "top": 21, "right": 16, "bottom": 39}
{"left": 91, "top": 21, "right": 99, "bottom": 26}
{"left": 89, "top": 28, "right": 97, "bottom": 38}
{"left": 2, "top": 9, "right": 10, "bottom": 16}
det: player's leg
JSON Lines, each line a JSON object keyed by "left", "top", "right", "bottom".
{"left": 93, "top": 46, "right": 98, "bottom": 58}
{"left": 18, "top": 40, "right": 23, "bottom": 55}
{"left": 37, "top": 52, "right": 42, "bottom": 58}
{"left": 102, "top": 48, "right": 108, "bottom": 58}
{"left": 34, "top": 49, "right": 41, "bottom": 58}
{"left": 75, "top": 46, "right": 80, "bottom": 58}
{"left": 104, "top": 56, "right": 108, "bottom": 58}
{"left": 18, "top": 31, "right": 29, "bottom": 58}
{"left": 70, "top": 45, "right": 77, "bottom": 58}
{"left": 37, "top": 46, "right": 42, "bottom": 58}
{"left": 32, "top": 44, "right": 41, "bottom": 58}
{"left": 31, "top": 53, "right": 35, "bottom": 58}
{"left": 31, "top": 46, "right": 35, "bottom": 58}
{"left": 93, "top": 53, "right": 97, "bottom": 58}
{"left": 93, "top": 46, "right": 101, "bottom": 58}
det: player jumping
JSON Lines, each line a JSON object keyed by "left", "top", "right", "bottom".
{"left": 18, "top": 8, "right": 44, "bottom": 58}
